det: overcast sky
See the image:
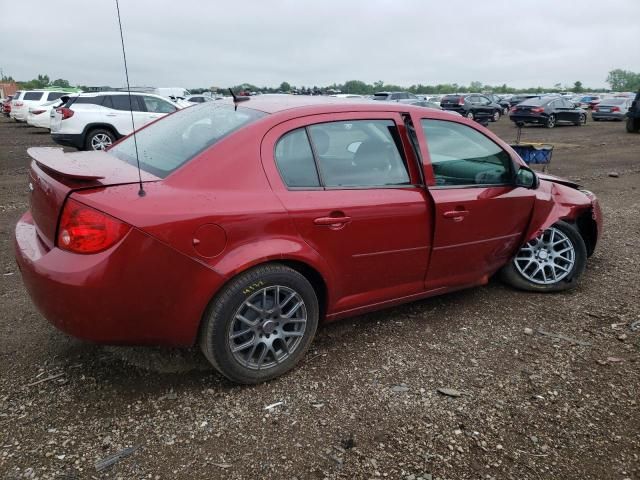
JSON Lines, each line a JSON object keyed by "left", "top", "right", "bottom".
{"left": 1, "top": 0, "right": 639, "bottom": 89}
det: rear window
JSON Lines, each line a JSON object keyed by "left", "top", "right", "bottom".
{"left": 23, "top": 92, "right": 44, "bottom": 101}
{"left": 373, "top": 93, "right": 390, "bottom": 100}
{"left": 441, "top": 95, "right": 461, "bottom": 102}
{"left": 599, "top": 98, "right": 625, "bottom": 105}
{"left": 109, "top": 104, "right": 266, "bottom": 178}
{"left": 520, "top": 98, "right": 546, "bottom": 106}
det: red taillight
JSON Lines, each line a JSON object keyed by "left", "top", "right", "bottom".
{"left": 510, "top": 106, "right": 517, "bottom": 112}
{"left": 57, "top": 198, "right": 130, "bottom": 254}
{"left": 15, "top": 101, "right": 23, "bottom": 107}
{"left": 458, "top": 97, "right": 465, "bottom": 105}
{"left": 611, "top": 106, "right": 620, "bottom": 112}
{"left": 56, "top": 107, "right": 74, "bottom": 120}
{"left": 31, "top": 109, "right": 46, "bottom": 115}
{"left": 531, "top": 107, "right": 544, "bottom": 114}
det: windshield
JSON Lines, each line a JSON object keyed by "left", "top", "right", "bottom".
{"left": 109, "top": 103, "right": 266, "bottom": 178}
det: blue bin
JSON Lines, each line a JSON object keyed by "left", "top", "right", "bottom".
{"left": 510, "top": 143, "right": 553, "bottom": 166}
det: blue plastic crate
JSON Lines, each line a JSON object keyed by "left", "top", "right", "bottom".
{"left": 510, "top": 143, "right": 553, "bottom": 166}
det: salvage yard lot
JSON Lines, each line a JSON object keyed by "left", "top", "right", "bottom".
{"left": 1, "top": 117, "right": 639, "bottom": 479}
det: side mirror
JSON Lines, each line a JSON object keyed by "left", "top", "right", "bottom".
{"left": 515, "top": 166, "right": 538, "bottom": 189}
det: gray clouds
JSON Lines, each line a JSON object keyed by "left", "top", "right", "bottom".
{"left": 1, "top": 0, "right": 639, "bottom": 88}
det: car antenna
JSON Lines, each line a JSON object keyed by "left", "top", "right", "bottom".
{"left": 228, "top": 88, "right": 250, "bottom": 111}
{"left": 115, "top": 0, "right": 145, "bottom": 197}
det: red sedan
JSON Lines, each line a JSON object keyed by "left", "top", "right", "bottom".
{"left": 14, "top": 96, "right": 603, "bottom": 383}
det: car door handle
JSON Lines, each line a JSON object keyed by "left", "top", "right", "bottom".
{"left": 314, "top": 216, "right": 352, "bottom": 227}
{"left": 106, "top": 113, "right": 117, "bottom": 117}
{"left": 443, "top": 210, "right": 470, "bottom": 220}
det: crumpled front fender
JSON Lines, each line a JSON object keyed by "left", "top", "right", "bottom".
{"left": 524, "top": 179, "right": 594, "bottom": 242}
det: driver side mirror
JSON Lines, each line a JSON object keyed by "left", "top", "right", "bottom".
{"left": 515, "top": 166, "right": 539, "bottom": 189}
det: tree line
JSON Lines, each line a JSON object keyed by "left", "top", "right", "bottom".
{"left": 4, "top": 69, "right": 639, "bottom": 95}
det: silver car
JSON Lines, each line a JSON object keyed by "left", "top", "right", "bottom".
{"left": 592, "top": 97, "right": 633, "bottom": 121}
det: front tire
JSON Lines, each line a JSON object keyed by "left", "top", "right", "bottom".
{"left": 574, "top": 113, "right": 586, "bottom": 126}
{"left": 199, "top": 264, "right": 319, "bottom": 384}
{"left": 491, "top": 110, "right": 501, "bottom": 122}
{"left": 500, "top": 221, "right": 587, "bottom": 292}
{"left": 466, "top": 111, "right": 475, "bottom": 120}
{"left": 85, "top": 128, "right": 116, "bottom": 151}
{"left": 627, "top": 118, "right": 640, "bottom": 133}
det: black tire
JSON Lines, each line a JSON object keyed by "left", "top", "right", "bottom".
{"left": 515, "top": 121, "right": 525, "bottom": 128}
{"left": 199, "top": 264, "right": 319, "bottom": 384}
{"left": 503, "top": 107, "right": 509, "bottom": 116}
{"left": 84, "top": 128, "right": 116, "bottom": 151}
{"left": 545, "top": 114, "right": 556, "bottom": 129}
{"left": 491, "top": 110, "right": 501, "bottom": 122}
{"left": 466, "top": 111, "right": 475, "bottom": 120}
{"left": 574, "top": 113, "right": 587, "bottom": 126}
{"left": 627, "top": 118, "right": 640, "bottom": 133}
{"left": 500, "top": 221, "right": 587, "bottom": 293}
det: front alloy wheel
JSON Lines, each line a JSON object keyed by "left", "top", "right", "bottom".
{"left": 200, "top": 264, "right": 319, "bottom": 384}
{"left": 466, "top": 111, "right": 475, "bottom": 120}
{"left": 500, "top": 221, "right": 587, "bottom": 292}
{"left": 492, "top": 110, "right": 501, "bottom": 122}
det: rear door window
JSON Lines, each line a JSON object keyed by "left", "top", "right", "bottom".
{"left": 422, "top": 119, "right": 512, "bottom": 187}
{"left": 109, "top": 95, "right": 144, "bottom": 112}
{"left": 23, "top": 92, "right": 44, "bottom": 101}
{"left": 308, "top": 120, "right": 410, "bottom": 188}
{"left": 274, "top": 128, "right": 320, "bottom": 188}
{"left": 46, "top": 92, "right": 66, "bottom": 101}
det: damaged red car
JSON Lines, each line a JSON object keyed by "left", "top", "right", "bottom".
{"left": 14, "top": 96, "right": 603, "bottom": 384}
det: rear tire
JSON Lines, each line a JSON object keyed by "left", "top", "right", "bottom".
{"left": 546, "top": 114, "right": 556, "bottom": 128}
{"left": 466, "top": 111, "right": 475, "bottom": 120}
{"left": 500, "top": 221, "right": 587, "bottom": 292}
{"left": 491, "top": 110, "right": 501, "bottom": 122}
{"left": 85, "top": 128, "right": 116, "bottom": 151}
{"left": 574, "top": 113, "right": 586, "bottom": 126}
{"left": 199, "top": 264, "right": 319, "bottom": 384}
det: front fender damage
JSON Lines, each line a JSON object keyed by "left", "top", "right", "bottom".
{"left": 524, "top": 179, "right": 597, "bottom": 244}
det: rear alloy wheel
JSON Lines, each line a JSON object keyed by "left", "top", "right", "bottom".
{"left": 575, "top": 113, "right": 587, "bottom": 126}
{"left": 200, "top": 264, "right": 319, "bottom": 384}
{"left": 86, "top": 129, "right": 116, "bottom": 151}
{"left": 627, "top": 118, "right": 640, "bottom": 133}
{"left": 466, "top": 111, "right": 475, "bottom": 120}
{"left": 492, "top": 110, "right": 501, "bottom": 122}
{"left": 500, "top": 221, "right": 587, "bottom": 292}
{"left": 503, "top": 107, "right": 509, "bottom": 116}
{"left": 546, "top": 114, "right": 556, "bottom": 128}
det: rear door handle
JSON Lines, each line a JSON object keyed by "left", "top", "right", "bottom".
{"left": 443, "top": 210, "right": 470, "bottom": 220}
{"left": 314, "top": 216, "right": 352, "bottom": 227}
{"left": 106, "top": 113, "right": 117, "bottom": 117}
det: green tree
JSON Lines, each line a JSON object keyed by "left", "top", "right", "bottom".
{"left": 279, "top": 81, "right": 291, "bottom": 92}
{"left": 606, "top": 69, "right": 640, "bottom": 91}
{"left": 343, "top": 80, "right": 369, "bottom": 94}
{"left": 572, "top": 81, "right": 583, "bottom": 93}
{"left": 469, "top": 81, "right": 483, "bottom": 92}
{"left": 51, "top": 78, "right": 70, "bottom": 88}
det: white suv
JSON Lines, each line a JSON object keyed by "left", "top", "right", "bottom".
{"left": 10, "top": 90, "right": 70, "bottom": 122}
{"left": 50, "top": 92, "right": 181, "bottom": 150}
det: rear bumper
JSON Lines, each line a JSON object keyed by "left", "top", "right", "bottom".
{"left": 592, "top": 112, "right": 625, "bottom": 120}
{"left": 51, "top": 133, "right": 84, "bottom": 149}
{"left": 510, "top": 114, "right": 547, "bottom": 124}
{"left": 14, "top": 211, "right": 225, "bottom": 346}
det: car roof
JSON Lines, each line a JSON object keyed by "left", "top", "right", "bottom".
{"left": 75, "top": 91, "right": 177, "bottom": 102}
{"left": 231, "top": 94, "right": 461, "bottom": 118}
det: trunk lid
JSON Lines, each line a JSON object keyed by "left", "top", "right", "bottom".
{"left": 27, "top": 147, "right": 159, "bottom": 248}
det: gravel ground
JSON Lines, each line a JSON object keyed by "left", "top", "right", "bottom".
{"left": 1, "top": 116, "right": 639, "bottom": 480}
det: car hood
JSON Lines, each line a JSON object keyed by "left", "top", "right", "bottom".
{"left": 536, "top": 172, "right": 580, "bottom": 190}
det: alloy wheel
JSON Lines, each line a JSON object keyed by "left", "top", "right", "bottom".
{"left": 546, "top": 115, "right": 556, "bottom": 128}
{"left": 91, "top": 133, "right": 113, "bottom": 150}
{"left": 513, "top": 227, "right": 576, "bottom": 285}
{"left": 228, "top": 285, "right": 307, "bottom": 370}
